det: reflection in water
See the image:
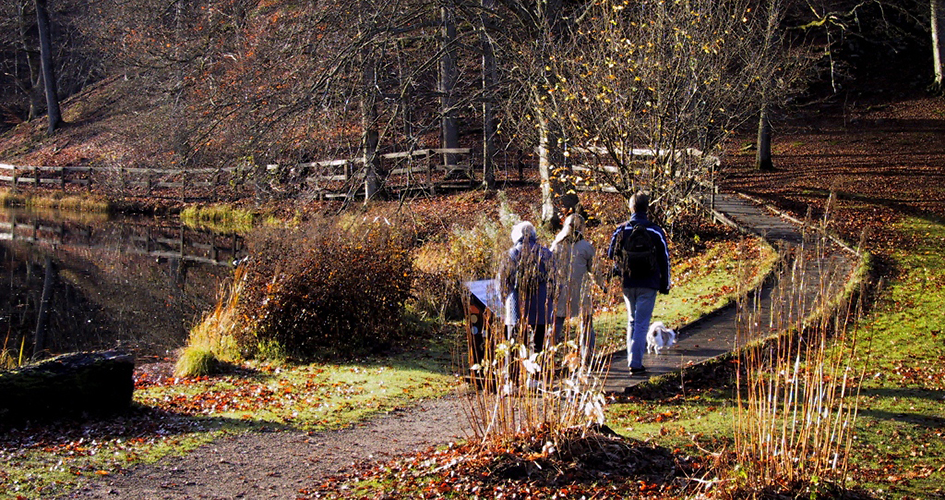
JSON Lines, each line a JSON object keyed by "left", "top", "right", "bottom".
{"left": 0, "top": 207, "right": 244, "bottom": 362}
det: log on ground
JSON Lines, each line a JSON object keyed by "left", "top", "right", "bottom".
{"left": 0, "top": 350, "right": 135, "bottom": 423}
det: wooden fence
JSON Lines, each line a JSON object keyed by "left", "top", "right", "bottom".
{"left": 0, "top": 164, "right": 94, "bottom": 188}
{"left": 567, "top": 146, "right": 720, "bottom": 194}
{"left": 1, "top": 147, "right": 477, "bottom": 201}
{"left": 273, "top": 147, "right": 476, "bottom": 199}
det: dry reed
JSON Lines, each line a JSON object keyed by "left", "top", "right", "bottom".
{"left": 733, "top": 209, "right": 866, "bottom": 491}
{"left": 175, "top": 264, "right": 246, "bottom": 376}
{"left": 461, "top": 237, "right": 610, "bottom": 448}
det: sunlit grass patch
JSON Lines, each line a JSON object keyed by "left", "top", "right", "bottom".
{"left": 140, "top": 350, "right": 456, "bottom": 431}
{"left": 842, "top": 217, "right": 945, "bottom": 497}
{"left": 180, "top": 203, "right": 258, "bottom": 233}
{"left": 607, "top": 393, "right": 735, "bottom": 447}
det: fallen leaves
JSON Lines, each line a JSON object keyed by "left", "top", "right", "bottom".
{"left": 298, "top": 429, "right": 702, "bottom": 499}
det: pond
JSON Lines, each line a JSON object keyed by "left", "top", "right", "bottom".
{"left": 0, "top": 207, "right": 244, "bottom": 364}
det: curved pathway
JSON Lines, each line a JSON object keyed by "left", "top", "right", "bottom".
{"left": 65, "top": 396, "right": 472, "bottom": 499}
{"left": 602, "top": 192, "right": 860, "bottom": 393}
{"left": 64, "top": 193, "right": 860, "bottom": 499}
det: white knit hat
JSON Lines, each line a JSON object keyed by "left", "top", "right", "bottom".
{"left": 510, "top": 221, "right": 536, "bottom": 244}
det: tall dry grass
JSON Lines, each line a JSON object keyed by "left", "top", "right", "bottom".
{"left": 174, "top": 265, "right": 246, "bottom": 376}
{"left": 460, "top": 216, "right": 609, "bottom": 448}
{"left": 733, "top": 211, "right": 867, "bottom": 491}
{"left": 0, "top": 190, "right": 111, "bottom": 212}
{"left": 0, "top": 332, "right": 28, "bottom": 369}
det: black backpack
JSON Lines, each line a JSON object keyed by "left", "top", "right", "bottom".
{"left": 617, "top": 224, "right": 659, "bottom": 279}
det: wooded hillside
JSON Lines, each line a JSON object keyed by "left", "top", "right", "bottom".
{"left": 1, "top": 0, "right": 941, "bottom": 213}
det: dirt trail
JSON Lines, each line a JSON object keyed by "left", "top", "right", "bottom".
{"left": 64, "top": 396, "right": 472, "bottom": 499}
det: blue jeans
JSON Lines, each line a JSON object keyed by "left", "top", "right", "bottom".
{"left": 623, "top": 287, "right": 657, "bottom": 369}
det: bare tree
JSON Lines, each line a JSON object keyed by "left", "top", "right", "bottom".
{"left": 439, "top": 0, "right": 460, "bottom": 169}
{"left": 490, "top": 0, "right": 586, "bottom": 225}
{"left": 544, "top": 0, "right": 810, "bottom": 221}
{"left": 34, "top": 0, "right": 61, "bottom": 134}
{"left": 479, "top": 0, "right": 497, "bottom": 188}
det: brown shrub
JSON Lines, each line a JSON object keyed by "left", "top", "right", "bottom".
{"left": 237, "top": 216, "right": 414, "bottom": 359}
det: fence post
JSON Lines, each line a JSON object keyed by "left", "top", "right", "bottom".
{"left": 180, "top": 168, "right": 187, "bottom": 202}
{"left": 426, "top": 151, "right": 433, "bottom": 187}
{"left": 60, "top": 167, "right": 65, "bottom": 190}
{"left": 12, "top": 167, "right": 17, "bottom": 193}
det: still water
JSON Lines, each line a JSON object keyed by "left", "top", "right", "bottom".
{"left": 0, "top": 207, "right": 244, "bottom": 363}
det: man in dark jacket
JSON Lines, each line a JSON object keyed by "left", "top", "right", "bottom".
{"left": 606, "top": 192, "right": 671, "bottom": 374}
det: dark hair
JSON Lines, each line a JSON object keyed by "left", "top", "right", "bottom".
{"left": 630, "top": 192, "right": 649, "bottom": 215}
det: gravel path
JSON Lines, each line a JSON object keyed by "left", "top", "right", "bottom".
{"left": 64, "top": 396, "right": 472, "bottom": 499}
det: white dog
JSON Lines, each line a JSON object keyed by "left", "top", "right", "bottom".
{"left": 646, "top": 322, "right": 677, "bottom": 355}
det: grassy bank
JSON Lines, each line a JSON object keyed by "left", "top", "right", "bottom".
{"left": 0, "top": 189, "right": 111, "bottom": 212}
{"left": 179, "top": 203, "right": 274, "bottom": 234}
{"left": 842, "top": 217, "right": 945, "bottom": 497}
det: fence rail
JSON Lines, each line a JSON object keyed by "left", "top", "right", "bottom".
{"left": 0, "top": 147, "right": 478, "bottom": 201}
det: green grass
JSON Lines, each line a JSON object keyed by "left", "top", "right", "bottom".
{"left": 179, "top": 203, "right": 258, "bottom": 233}
{"left": 138, "top": 354, "right": 456, "bottom": 430}
{"left": 839, "top": 217, "right": 945, "bottom": 497}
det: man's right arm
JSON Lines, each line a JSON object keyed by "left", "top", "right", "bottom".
{"left": 606, "top": 224, "right": 625, "bottom": 260}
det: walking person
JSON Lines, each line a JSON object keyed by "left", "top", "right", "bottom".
{"left": 498, "top": 221, "right": 554, "bottom": 355}
{"left": 550, "top": 213, "right": 599, "bottom": 367}
{"left": 607, "top": 192, "right": 671, "bottom": 375}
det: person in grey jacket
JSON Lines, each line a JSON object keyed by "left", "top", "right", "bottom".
{"left": 551, "top": 213, "right": 599, "bottom": 366}
{"left": 606, "top": 192, "right": 671, "bottom": 375}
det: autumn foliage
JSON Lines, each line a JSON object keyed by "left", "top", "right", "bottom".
{"left": 237, "top": 216, "right": 414, "bottom": 359}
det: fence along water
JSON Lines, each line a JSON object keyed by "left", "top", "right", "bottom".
{"left": 1, "top": 147, "right": 476, "bottom": 201}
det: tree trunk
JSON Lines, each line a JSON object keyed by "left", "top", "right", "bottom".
{"left": 480, "top": 0, "right": 497, "bottom": 189}
{"left": 360, "top": 3, "right": 380, "bottom": 201}
{"left": 17, "top": 1, "right": 43, "bottom": 121}
{"left": 537, "top": 111, "right": 555, "bottom": 225}
{"left": 439, "top": 0, "right": 460, "bottom": 167}
{"left": 34, "top": 0, "right": 62, "bottom": 135}
{"left": 933, "top": 0, "right": 944, "bottom": 92}
{"left": 756, "top": 105, "right": 773, "bottom": 171}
